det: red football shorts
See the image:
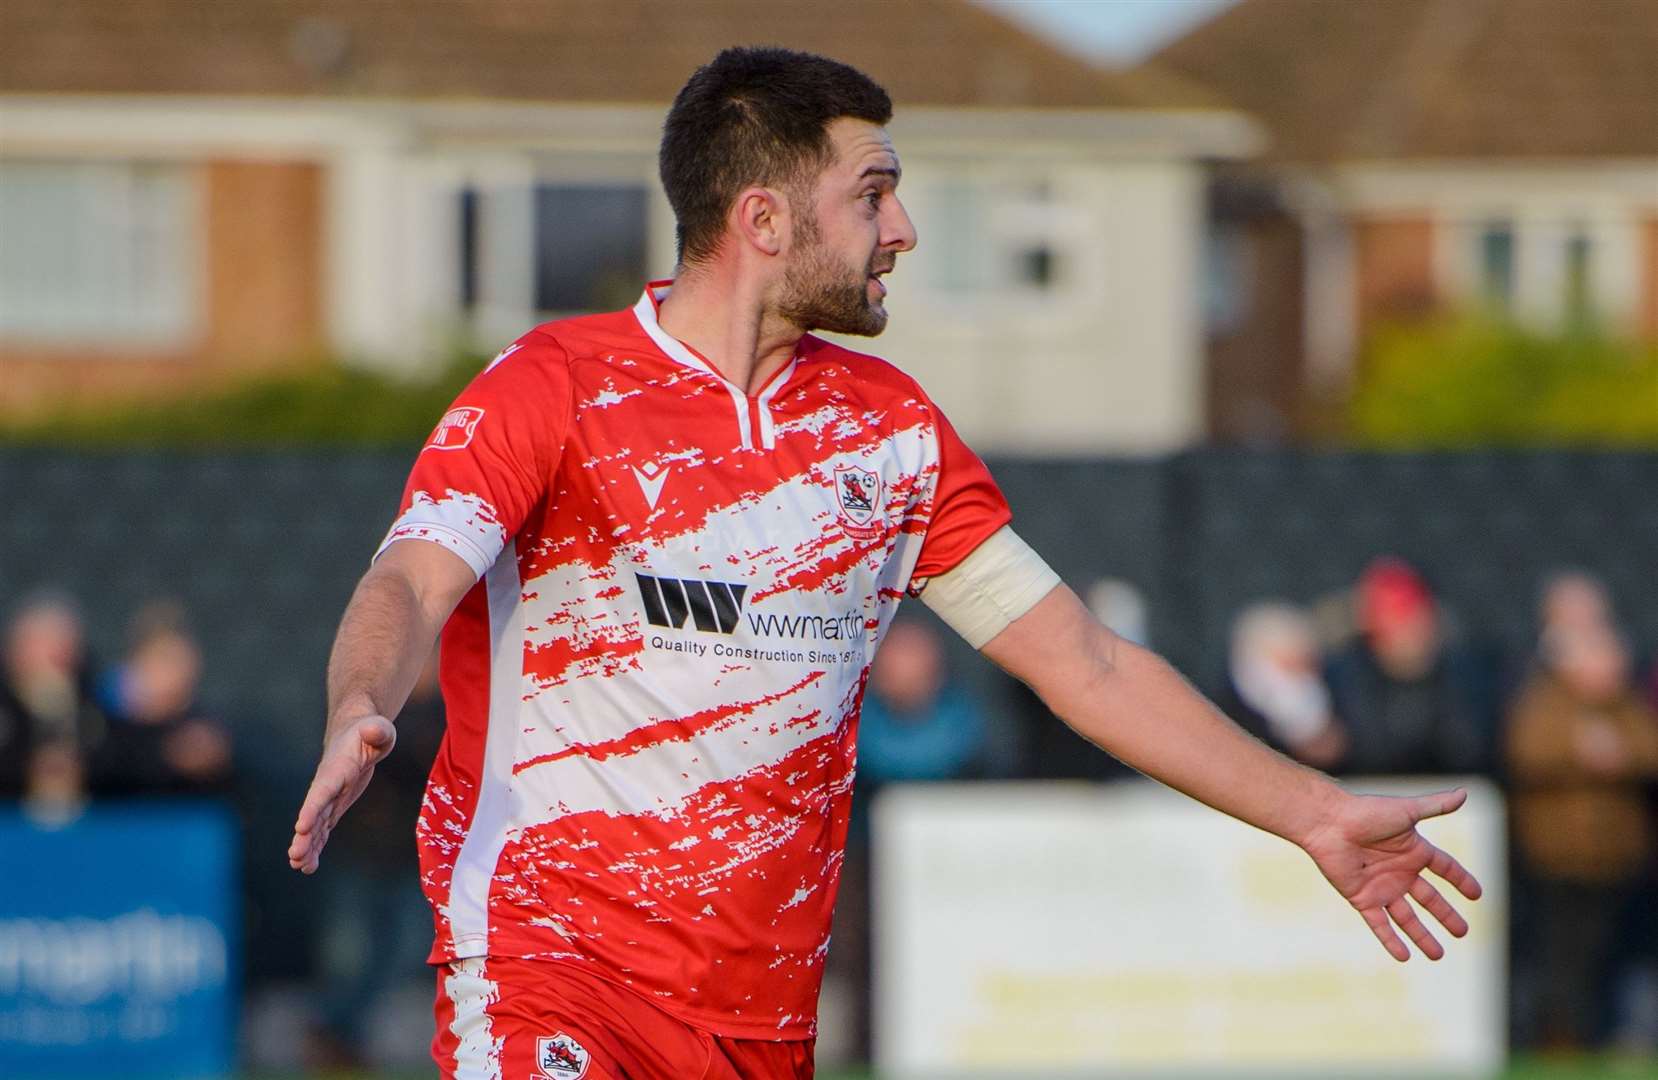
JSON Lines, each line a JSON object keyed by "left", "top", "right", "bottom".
{"left": 432, "top": 955, "right": 816, "bottom": 1079}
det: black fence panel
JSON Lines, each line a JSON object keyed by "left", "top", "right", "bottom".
{"left": 5, "top": 446, "right": 1656, "bottom": 755}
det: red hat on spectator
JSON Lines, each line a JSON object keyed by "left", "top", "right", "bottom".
{"left": 1357, "top": 557, "right": 1434, "bottom": 638}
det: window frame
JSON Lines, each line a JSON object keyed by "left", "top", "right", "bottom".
{"left": 0, "top": 158, "right": 203, "bottom": 349}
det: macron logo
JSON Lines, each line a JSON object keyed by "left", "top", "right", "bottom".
{"left": 484, "top": 342, "right": 522, "bottom": 371}
{"left": 632, "top": 462, "right": 670, "bottom": 510}
{"left": 636, "top": 574, "right": 747, "bottom": 634}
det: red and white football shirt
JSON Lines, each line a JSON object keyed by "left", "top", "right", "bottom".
{"left": 381, "top": 282, "right": 1010, "bottom": 1039}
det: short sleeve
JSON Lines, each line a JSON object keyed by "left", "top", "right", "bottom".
{"left": 376, "top": 332, "right": 572, "bottom": 579}
{"left": 909, "top": 395, "right": 1012, "bottom": 588}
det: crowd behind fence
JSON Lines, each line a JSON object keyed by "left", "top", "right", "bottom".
{"left": 2, "top": 447, "right": 1656, "bottom": 1071}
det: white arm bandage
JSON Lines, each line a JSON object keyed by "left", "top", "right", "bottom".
{"left": 916, "top": 525, "right": 1062, "bottom": 648}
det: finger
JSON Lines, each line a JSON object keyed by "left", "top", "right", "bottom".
{"left": 1410, "top": 877, "right": 1469, "bottom": 938}
{"left": 293, "top": 752, "right": 364, "bottom": 834}
{"left": 1425, "top": 843, "right": 1484, "bottom": 901}
{"left": 289, "top": 778, "right": 345, "bottom": 872}
{"left": 1387, "top": 896, "right": 1444, "bottom": 961}
{"left": 1410, "top": 787, "right": 1467, "bottom": 823}
{"left": 292, "top": 772, "right": 343, "bottom": 837}
{"left": 1360, "top": 906, "right": 1410, "bottom": 963}
{"left": 287, "top": 806, "right": 330, "bottom": 867}
{"left": 294, "top": 821, "right": 333, "bottom": 875}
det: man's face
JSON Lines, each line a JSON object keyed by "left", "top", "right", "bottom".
{"left": 778, "top": 117, "right": 917, "bottom": 336}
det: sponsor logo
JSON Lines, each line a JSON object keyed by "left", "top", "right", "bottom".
{"left": 425, "top": 406, "right": 484, "bottom": 451}
{"left": 535, "top": 1032, "right": 590, "bottom": 1079}
{"left": 636, "top": 574, "right": 747, "bottom": 634}
{"left": 746, "top": 611, "right": 864, "bottom": 641}
{"left": 631, "top": 461, "right": 670, "bottom": 510}
{"left": 833, "top": 464, "right": 884, "bottom": 536}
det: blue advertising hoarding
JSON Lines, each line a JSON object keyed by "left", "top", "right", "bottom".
{"left": 0, "top": 802, "right": 238, "bottom": 1079}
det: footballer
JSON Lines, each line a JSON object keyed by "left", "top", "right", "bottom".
{"left": 290, "top": 47, "right": 1481, "bottom": 1080}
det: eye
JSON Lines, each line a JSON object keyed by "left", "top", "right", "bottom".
{"left": 863, "top": 190, "right": 882, "bottom": 210}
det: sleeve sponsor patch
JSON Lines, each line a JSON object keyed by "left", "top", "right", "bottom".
{"left": 426, "top": 406, "right": 485, "bottom": 451}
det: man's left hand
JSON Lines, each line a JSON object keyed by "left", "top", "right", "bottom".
{"left": 1300, "top": 787, "right": 1483, "bottom": 961}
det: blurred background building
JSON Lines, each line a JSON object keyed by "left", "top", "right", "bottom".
{"left": 2, "top": 1, "right": 1656, "bottom": 1077}
{"left": 0, "top": 0, "right": 1258, "bottom": 452}
{"left": 1155, "top": 0, "right": 1658, "bottom": 442}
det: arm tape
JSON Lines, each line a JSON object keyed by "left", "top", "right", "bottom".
{"left": 916, "top": 525, "right": 1061, "bottom": 648}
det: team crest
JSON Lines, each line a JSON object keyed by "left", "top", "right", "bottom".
{"left": 833, "top": 464, "right": 883, "bottom": 536}
{"left": 534, "top": 1033, "right": 590, "bottom": 1080}
{"left": 425, "top": 406, "right": 485, "bottom": 451}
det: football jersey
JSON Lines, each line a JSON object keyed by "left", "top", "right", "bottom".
{"left": 380, "top": 281, "right": 1010, "bottom": 1039}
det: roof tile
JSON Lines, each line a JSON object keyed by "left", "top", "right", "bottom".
{"left": 0, "top": 0, "right": 1221, "bottom": 110}
{"left": 1155, "top": 0, "right": 1658, "bottom": 160}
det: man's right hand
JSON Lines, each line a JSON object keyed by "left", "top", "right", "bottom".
{"left": 287, "top": 714, "right": 397, "bottom": 874}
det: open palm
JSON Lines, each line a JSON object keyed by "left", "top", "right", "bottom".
{"left": 287, "top": 714, "right": 397, "bottom": 875}
{"left": 1301, "top": 787, "right": 1483, "bottom": 961}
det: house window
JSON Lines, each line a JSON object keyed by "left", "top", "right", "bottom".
{"left": 925, "top": 177, "right": 1070, "bottom": 296}
{"left": 1476, "top": 221, "right": 1515, "bottom": 312}
{"left": 0, "top": 160, "right": 198, "bottom": 344}
{"left": 1203, "top": 223, "right": 1251, "bottom": 335}
{"left": 1563, "top": 227, "right": 1593, "bottom": 329}
{"left": 458, "top": 186, "right": 481, "bottom": 312}
{"left": 532, "top": 184, "right": 648, "bottom": 313}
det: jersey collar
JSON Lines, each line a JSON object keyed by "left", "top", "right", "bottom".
{"left": 632, "top": 280, "right": 727, "bottom": 382}
{"left": 631, "top": 281, "right": 800, "bottom": 453}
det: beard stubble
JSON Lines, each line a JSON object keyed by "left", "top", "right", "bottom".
{"left": 778, "top": 203, "right": 888, "bottom": 337}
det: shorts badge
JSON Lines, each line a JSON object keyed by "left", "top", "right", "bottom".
{"left": 535, "top": 1033, "right": 590, "bottom": 1080}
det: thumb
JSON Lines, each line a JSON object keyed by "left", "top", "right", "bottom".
{"left": 1411, "top": 787, "right": 1467, "bottom": 823}
{"left": 359, "top": 717, "right": 395, "bottom": 748}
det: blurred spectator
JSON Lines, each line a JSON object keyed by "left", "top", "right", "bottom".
{"left": 1084, "top": 577, "right": 1149, "bottom": 649}
{"left": 0, "top": 590, "right": 108, "bottom": 801}
{"left": 93, "top": 600, "right": 233, "bottom": 796}
{"left": 1220, "top": 602, "right": 1346, "bottom": 769}
{"left": 22, "top": 739, "right": 90, "bottom": 827}
{"left": 1324, "top": 558, "right": 1489, "bottom": 775}
{"left": 857, "top": 619, "right": 989, "bottom": 790}
{"left": 1538, "top": 569, "right": 1614, "bottom": 639}
{"left": 828, "top": 618, "right": 991, "bottom": 1065}
{"left": 1507, "top": 618, "right": 1658, "bottom": 1049}
{"left": 310, "top": 648, "right": 447, "bottom": 1069}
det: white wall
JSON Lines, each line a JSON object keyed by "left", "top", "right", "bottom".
{"left": 871, "top": 154, "right": 1206, "bottom": 453}
{"left": 415, "top": 106, "right": 1217, "bottom": 454}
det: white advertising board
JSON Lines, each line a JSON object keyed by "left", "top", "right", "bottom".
{"left": 873, "top": 778, "right": 1506, "bottom": 1078}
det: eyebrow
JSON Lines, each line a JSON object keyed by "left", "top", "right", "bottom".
{"left": 857, "top": 164, "right": 901, "bottom": 183}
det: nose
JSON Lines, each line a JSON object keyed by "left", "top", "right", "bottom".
{"left": 884, "top": 194, "right": 918, "bottom": 254}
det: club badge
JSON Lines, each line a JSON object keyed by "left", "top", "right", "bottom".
{"left": 833, "top": 464, "right": 884, "bottom": 538}
{"left": 534, "top": 1033, "right": 590, "bottom": 1080}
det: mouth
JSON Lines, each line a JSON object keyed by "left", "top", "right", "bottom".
{"left": 868, "top": 266, "right": 893, "bottom": 299}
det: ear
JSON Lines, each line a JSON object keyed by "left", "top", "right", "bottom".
{"left": 731, "top": 186, "right": 785, "bottom": 257}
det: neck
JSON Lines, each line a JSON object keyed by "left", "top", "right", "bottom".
{"left": 656, "top": 262, "right": 803, "bottom": 394}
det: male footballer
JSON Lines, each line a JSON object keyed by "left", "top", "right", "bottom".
{"left": 290, "top": 47, "right": 1481, "bottom": 1080}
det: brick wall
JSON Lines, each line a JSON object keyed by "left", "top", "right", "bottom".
{"left": 0, "top": 160, "right": 325, "bottom": 416}
{"left": 1353, "top": 214, "right": 1436, "bottom": 335}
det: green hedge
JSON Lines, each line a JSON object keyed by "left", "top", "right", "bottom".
{"left": 1350, "top": 316, "right": 1658, "bottom": 447}
{"left": 0, "top": 353, "right": 486, "bottom": 448}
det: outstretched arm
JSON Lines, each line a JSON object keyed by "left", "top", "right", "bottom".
{"left": 980, "top": 584, "right": 1482, "bottom": 961}
{"left": 286, "top": 539, "right": 476, "bottom": 874}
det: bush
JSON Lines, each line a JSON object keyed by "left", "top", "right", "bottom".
{"left": 1350, "top": 317, "right": 1658, "bottom": 447}
{"left": 0, "top": 352, "right": 487, "bottom": 448}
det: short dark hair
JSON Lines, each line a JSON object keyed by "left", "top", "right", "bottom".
{"left": 660, "top": 46, "right": 893, "bottom": 265}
